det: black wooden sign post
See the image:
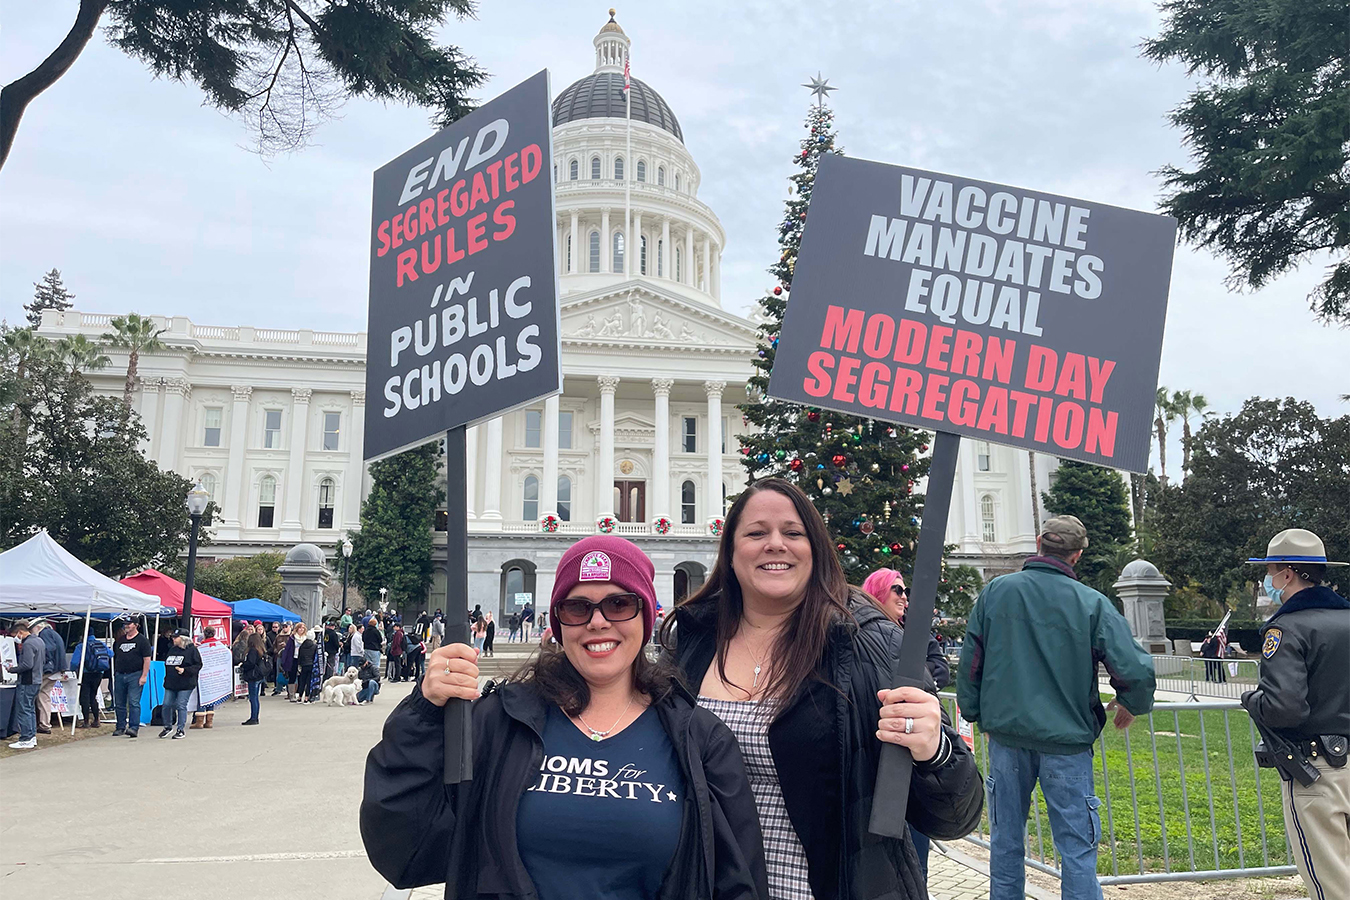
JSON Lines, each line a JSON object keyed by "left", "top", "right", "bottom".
{"left": 363, "top": 71, "right": 562, "bottom": 786}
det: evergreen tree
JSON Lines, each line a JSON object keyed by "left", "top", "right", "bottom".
{"left": 738, "top": 102, "right": 934, "bottom": 587}
{"left": 1042, "top": 460, "right": 1133, "bottom": 599}
{"left": 26, "top": 268, "right": 75, "bottom": 327}
{"left": 349, "top": 442, "right": 443, "bottom": 616}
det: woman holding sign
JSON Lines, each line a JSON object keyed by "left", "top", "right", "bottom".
{"left": 361, "top": 535, "right": 767, "bottom": 900}
{"left": 663, "top": 479, "right": 982, "bottom": 900}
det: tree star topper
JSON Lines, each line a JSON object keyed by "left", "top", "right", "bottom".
{"left": 803, "top": 72, "right": 837, "bottom": 108}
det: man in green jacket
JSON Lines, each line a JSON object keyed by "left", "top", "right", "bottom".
{"left": 957, "top": 515, "right": 1155, "bottom": 900}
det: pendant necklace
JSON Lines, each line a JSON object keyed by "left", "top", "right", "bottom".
{"left": 576, "top": 696, "right": 636, "bottom": 742}
{"left": 748, "top": 640, "right": 771, "bottom": 689}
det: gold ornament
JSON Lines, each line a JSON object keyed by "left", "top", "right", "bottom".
{"left": 837, "top": 478, "right": 854, "bottom": 496}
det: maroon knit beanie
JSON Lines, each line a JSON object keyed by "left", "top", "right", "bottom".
{"left": 550, "top": 535, "right": 658, "bottom": 642}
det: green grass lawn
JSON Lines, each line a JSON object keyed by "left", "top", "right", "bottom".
{"left": 945, "top": 696, "right": 1292, "bottom": 877}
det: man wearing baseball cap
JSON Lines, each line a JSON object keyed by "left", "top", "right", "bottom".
{"left": 958, "top": 515, "right": 1156, "bottom": 900}
{"left": 1242, "top": 528, "right": 1349, "bottom": 900}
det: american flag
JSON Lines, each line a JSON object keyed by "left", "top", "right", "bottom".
{"left": 623, "top": 55, "right": 630, "bottom": 94}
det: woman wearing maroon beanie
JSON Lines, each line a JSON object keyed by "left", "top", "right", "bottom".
{"left": 361, "top": 535, "right": 767, "bottom": 900}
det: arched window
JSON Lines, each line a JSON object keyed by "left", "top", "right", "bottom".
{"left": 523, "top": 475, "right": 539, "bottom": 521}
{"left": 614, "top": 156, "right": 624, "bottom": 180}
{"left": 636, "top": 160, "right": 646, "bottom": 182}
{"left": 557, "top": 475, "right": 572, "bottom": 522}
{"left": 569, "top": 159, "right": 579, "bottom": 180}
{"left": 640, "top": 235, "right": 648, "bottom": 274}
{"left": 589, "top": 231, "right": 601, "bottom": 273}
{"left": 657, "top": 239, "right": 664, "bottom": 277}
{"left": 612, "top": 232, "right": 624, "bottom": 272}
{"left": 565, "top": 234, "right": 572, "bottom": 272}
{"left": 552, "top": 163, "right": 557, "bottom": 183}
{"left": 981, "top": 495, "right": 997, "bottom": 543}
{"left": 675, "top": 246, "right": 683, "bottom": 283}
{"left": 590, "top": 156, "right": 601, "bottom": 180}
{"left": 657, "top": 166, "right": 666, "bottom": 186}
{"left": 505, "top": 565, "right": 525, "bottom": 599}
{"left": 318, "top": 477, "right": 336, "bottom": 528}
{"left": 681, "top": 480, "right": 696, "bottom": 524}
{"left": 258, "top": 475, "right": 277, "bottom": 528}
{"left": 675, "top": 172, "right": 682, "bottom": 192}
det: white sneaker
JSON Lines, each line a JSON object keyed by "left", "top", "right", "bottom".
{"left": 8, "top": 739, "right": 37, "bottom": 749}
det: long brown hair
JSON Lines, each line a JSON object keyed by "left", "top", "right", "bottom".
{"left": 672, "top": 478, "right": 851, "bottom": 704}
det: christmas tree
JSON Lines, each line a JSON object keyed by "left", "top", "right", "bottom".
{"left": 26, "top": 268, "right": 75, "bottom": 327}
{"left": 738, "top": 94, "right": 983, "bottom": 619}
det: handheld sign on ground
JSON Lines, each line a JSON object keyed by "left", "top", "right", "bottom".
{"left": 364, "top": 70, "right": 562, "bottom": 785}
{"left": 769, "top": 154, "right": 1175, "bottom": 836}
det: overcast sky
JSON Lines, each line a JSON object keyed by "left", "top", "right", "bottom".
{"left": 2, "top": 1, "right": 1343, "bottom": 465}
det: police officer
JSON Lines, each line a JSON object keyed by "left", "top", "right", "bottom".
{"left": 1241, "top": 528, "right": 1350, "bottom": 900}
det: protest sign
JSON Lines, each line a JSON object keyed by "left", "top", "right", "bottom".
{"left": 363, "top": 69, "right": 561, "bottom": 462}
{"left": 189, "top": 643, "right": 234, "bottom": 711}
{"left": 769, "top": 154, "right": 1176, "bottom": 473}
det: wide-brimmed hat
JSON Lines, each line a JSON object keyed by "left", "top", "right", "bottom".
{"left": 1247, "top": 528, "right": 1347, "bottom": 567}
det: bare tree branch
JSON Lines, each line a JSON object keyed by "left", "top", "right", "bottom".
{"left": 0, "top": 0, "right": 110, "bottom": 171}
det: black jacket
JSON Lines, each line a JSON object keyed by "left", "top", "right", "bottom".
{"left": 162, "top": 643, "right": 203, "bottom": 691}
{"left": 668, "top": 599, "right": 983, "bottom": 900}
{"left": 365, "top": 624, "right": 384, "bottom": 653}
{"left": 1243, "top": 585, "right": 1350, "bottom": 741}
{"left": 297, "top": 637, "right": 318, "bottom": 667}
{"left": 361, "top": 680, "right": 768, "bottom": 900}
{"left": 241, "top": 647, "right": 266, "bottom": 683}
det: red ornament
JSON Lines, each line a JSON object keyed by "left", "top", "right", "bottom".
{"left": 740, "top": 447, "right": 751, "bottom": 456}
{"left": 836, "top": 542, "right": 846, "bottom": 551}
{"left": 773, "top": 286, "right": 783, "bottom": 296}
{"left": 807, "top": 411, "right": 820, "bottom": 422}
{"left": 832, "top": 454, "right": 847, "bottom": 468}
{"left": 889, "top": 543, "right": 902, "bottom": 553}
{"left": 789, "top": 458, "right": 805, "bottom": 471}
{"left": 920, "top": 444, "right": 929, "bottom": 452}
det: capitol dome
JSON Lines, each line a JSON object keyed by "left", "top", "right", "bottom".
{"left": 553, "top": 73, "right": 683, "bottom": 142}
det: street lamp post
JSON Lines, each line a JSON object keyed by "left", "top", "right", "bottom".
{"left": 341, "top": 538, "right": 353, "bottom": 610}
{"left": 182, "top": 481, "right": 211, "bottom": 626}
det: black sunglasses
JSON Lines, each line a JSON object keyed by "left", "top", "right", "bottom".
{"left": 555, "top": 593, "right": 643, "bottom": 627}
{"left": 891, "top": 584, "right": 910, "bottom": 598}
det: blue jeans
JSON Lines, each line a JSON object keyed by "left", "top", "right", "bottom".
{"left": 113, "top": 672, "right": 143, "bottom": 733}
{"left": 247, "top": 680, "right": 262, "bottom": 720}
{"left": 357, "top": 680, "right": 380, "bottom": 704}
{"left": 15, "top": 682, "right": 40, "bottom": 741}
{"left": 909, "top": 827, "right": 930, "bottom": 878}
{"left": 363, "top": 649, "right": 381, "bottom": 670}
{"left": 988, "top": 738, "right": 1103, "bottom": 900}
{"left": 163, "top": 688, "right": 191, "bottom": 733}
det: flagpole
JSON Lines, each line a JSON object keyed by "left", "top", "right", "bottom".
{"left": 624, "top": 48, "right": 632, "bottom": 278}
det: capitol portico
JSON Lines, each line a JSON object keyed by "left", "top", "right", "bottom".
{"left": 37, "top": 13, "right": 1057, "bottom": 618}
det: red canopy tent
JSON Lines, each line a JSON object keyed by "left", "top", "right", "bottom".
{"left": 121, "top": 569, "right": 232, "bottom": 617}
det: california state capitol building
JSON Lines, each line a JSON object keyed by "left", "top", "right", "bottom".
{"left": 36, "top": 13, "right": 1059, "bottom": 618}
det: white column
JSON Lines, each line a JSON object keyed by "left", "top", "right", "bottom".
{"left": 569, "top": 212, "right": 579, "bottom": 274}
{"left": 633, "top": 211, "right": 643, "bottom": 275}
{"left": 220, "top": 385, "right": 252, "bottom": 534}
{"left": 481, "top": 417, "right": 503, "bottom": 523}
{"left": 280, "top": 387, "right": 312, "bottom": 538}
{"left": 597, "top": 376, "right": 620, "bottom": 516}
{"left": 704, "top": 381, "right": 725, "bottom": 519}
{"left": 624, "top": 210, "right": 632, "bottom": 277}
{"left": 652, "top": 379, "right": 673, "bottom": 520}
{"left": 712, "top": 244, "right": 721, "bottom": 301}
{"left": 661, "top": 218, "right": 671, "bottom": 279}
{"left": 959, "top": 439, "right": 981, "bottom": 551}
{"left": 138, "top": 378, "right": 162, "bottom": 460}
{"left": 542, "top": 394, "right": 560, "bottom": 519}
{"left": 465, "top": 424, "right": 479, "bottom": 519}
{"left": 601, "top": 208, "right": 611, "bottom": 273}
{"left": 342, "top": 390, "right": 365, "bottom": 533}
{"left": 701, "top": 237, "right": 711, "bottom": 293}
{"left": 684, "top": 226, "right": 694, "bottom": 285}
{"left": 159, "top": 378, "right": 189, "bottom": 474}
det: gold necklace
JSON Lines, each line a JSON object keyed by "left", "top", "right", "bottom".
{"left": 576, "top": 696, "right": 636, "bottom": 742}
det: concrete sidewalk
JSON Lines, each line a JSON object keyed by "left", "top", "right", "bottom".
{"left": 0, "top": 681, "right": 413, "bottom": 900}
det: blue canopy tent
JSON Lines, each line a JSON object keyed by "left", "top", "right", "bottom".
{"left": 227, "top": 598, "right": 301, "bottom": 624}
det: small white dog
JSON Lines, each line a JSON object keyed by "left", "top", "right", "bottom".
{"left": 321, "top": 667, "right": 360, "bottom": 706}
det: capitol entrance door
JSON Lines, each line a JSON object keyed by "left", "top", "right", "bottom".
{"left": 613, "top": 481, "right": 646, "bottom": 523}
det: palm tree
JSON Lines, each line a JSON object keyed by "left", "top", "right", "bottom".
{"left": 1154, "top": 387, "right": 1181, "bottom": 487}
{"left": 1178, "top": 391, "right": 1209, "bottom": 477}
{"left": 103, "top": 314, "right": 166, "bottom": 406}
{"left": 53, "top": 334, "right": 110, "bottom": 375}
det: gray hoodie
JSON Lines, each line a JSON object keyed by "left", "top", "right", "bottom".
{"left": 14, "top": 634, "right": 44, "bottom": 685}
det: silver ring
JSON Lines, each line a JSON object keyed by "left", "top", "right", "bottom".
{"left": 904, "top": 717, "right": 914, "bottom": 735}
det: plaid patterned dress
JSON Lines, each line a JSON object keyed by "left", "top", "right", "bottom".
{"left": 700, "top": 696, "right": 814, "bottom": 900}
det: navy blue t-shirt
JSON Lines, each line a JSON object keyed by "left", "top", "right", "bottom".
{"left": 517, "top": 704, "right": 685, "bottom": 900}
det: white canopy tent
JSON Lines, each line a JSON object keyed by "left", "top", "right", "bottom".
{"left": 0, "top": 531, "right": 161, "bottom": 733}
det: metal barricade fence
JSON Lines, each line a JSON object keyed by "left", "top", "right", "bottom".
{"left": 938, "top": 694, "right": 1297, "bottom": 885}
{"left": 1149, "top": 655, "right": 1261, "bottom": 701}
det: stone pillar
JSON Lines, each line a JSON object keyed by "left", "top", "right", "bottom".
{"left": 569, "top": 213, "right": 579, "bottom": 274}
{"left": 704, "top": 381, "right": 725, "bottom": 520}
{"left": 279, "top": 388, "right": 312, "bottom": 540}
{"left": 597, "top": 376, "right": 620, "bottom": 516}
{"left": 661, "top": 218, "right": 671, "bottom": 279}
{"left": 1113, "top": 559, "right": 1172, "bottom": 654}
{"left": 465, "top": 424, "right": 479, "bottom": 519}
{"left": 684, "top": 226, "right": 694, "bottom": 285}
{"left": 159, "top": 378, "right": 189, "bottom": 474}
{"left": 277, "top": 544, "right": 331, "bottom": 627}
{"left": 480, "top": 417, "right": 503, "bottom": 524}
{"left": 542, "top": 394, "right": 560, "bottom": 520}
{"left": 712, "top": 244, "right": 721, "bottom": 301}
{"left": 342, "top": 391, "right": 365, "bottom": 533}
{"left": 220, "top": 385, "right": 252, "bottom": 534}
{"left": 138, "top": 378, "right": 162, "bottom": 460}
{"left": 701, "top": 237, "right": 711, "bottom": 293}
{"left": 601, "top": 208, "right": 611, "bottom": 273}
{"left": 652, "top": 378, "right": 673, "bottom": 521}
{"left": 959, "top": 439, "right": 981, "bottom": 551}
